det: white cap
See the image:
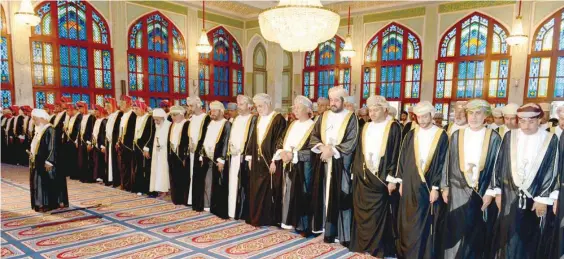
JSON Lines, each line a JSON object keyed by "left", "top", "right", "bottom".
{"left": 502, "top": 103, "right": 519, "bottom": 116}
{"left": 152, "top": 108, "right": 167, "bottom": 118}
{"left": 186, "top": 96, "right": 202, "bottom": 106}
{"left": 209, "top": 101, "right": 225, "bottom": 111}
{"left": 294, "top": 95, "right": 313, "bottom": 110}
{"left": 413, "top": 101, "right": 435, "bottom": 117}
{"left": 365, "top": 95, "right": 389, "bottom": 109}
{"left": 31, "top": 109, "right": 50, "bottom": 120}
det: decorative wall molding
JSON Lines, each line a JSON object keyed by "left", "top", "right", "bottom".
{"left": 438, "top": 1, "right": 515, "bottom": 13}
{"left": 198, "top": 10, "right": 244, "bottom": 29}
{"left": 364, "top": 7, "right": 426, "bottom": 24}
{"left": 128, "top": 1, "right": 187, "bottom": 15}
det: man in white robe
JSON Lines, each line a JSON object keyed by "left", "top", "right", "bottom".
{"left": 498, "top": 103, "right": 519, "bottom": 138}
{"left": 490, "top": 106, "right": 504, "bottom": 130}
{"left": 227, "top": 95, "right": 256, "bottom": 219}
{"left": 186, "top": 96, "right": 210, "bottom": 205}
{"left": 150, "top": 108, "right": 171, "bottom": 196}
{"left": 445, "top": 101, "right": 468, "bottom": 136}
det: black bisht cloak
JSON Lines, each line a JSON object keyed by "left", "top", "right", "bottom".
{"left": 167, "top": 120, "right": 190, "bottom": 205}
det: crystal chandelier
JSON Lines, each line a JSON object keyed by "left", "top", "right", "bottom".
{"left": 506, "top": 0, "right": 528, "bottom": 46}
{"left": 15, "top": 0, "right": 40, "bottom": 26}
{"left": 340, "top": 6, "right": 356, "bottom": 58}
{"left": 259, "top": 0, "right": 340, "bottom": 52}
{"left": 196, "top": 0, "right": 212, "bottom": 54}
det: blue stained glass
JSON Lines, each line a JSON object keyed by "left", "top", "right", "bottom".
{"left": 179, "top": 99, "right": 187, "bottom": 105}
{"left": 319, "top": 39, "right": 336, "bottom": 66}
{"left": 1, "top": 61, "right": 8, "bottom": 84}
{"left": 36, "top": 92, "right": 46, "bottom": 108}
{"left": 81, "top": 68, "right": 88, "bottom": 87}
{"left": 556, "top": 56, "right": 564, "bottom": 97}
{"left": 104, "top": 71, "right": 111, "bottom": 89}
{"left": 61, "top": 67, "right": 69, "bottom": 86}
{"left": 71, "top": 93, "right": 80, "bottom": 103}
{"left": 70, "top": 47, "right": 78, "bottom": 66}
{"left": 163, "top": 59, "right": 168, "bottom": 74}
{"left": 180, "top": 62, "right": 186, "bottom": 76}
{"left": 71, "top": 68, "right": 79, "bottom": 87}
{"left": 148, "top": 57, "right": 154, "bottom": 74}
{"left": 0, "top": 37, "right": 7, "bottom": 60}
{"left": 149, "top": 75, "right": 155, "bottom": 92}
{"left": 436, "top": 81, "right": 445, "bottom": 98}
{"left": 80, "top": 47, "right": 87, "bottom": 66}
{"left": 1, "top": 90, "right": 12, "bottom": 108}
{"left": 180, "top": 78, "right": 186, "bottom": 93}
{"left": 156, "top": 76, "right": 162, "bottom": 92}
{"left": 60, "top": 46, "right": 69, "bottom": 65}
{"left": 155, "top": 58, "right": 161, "bottom": 75}
{"left": 304, "top": 73, "right": 310, "bottom": 97}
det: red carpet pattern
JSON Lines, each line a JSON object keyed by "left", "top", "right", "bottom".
{"left": 0, "top": 164, "right": 368, "bottom": 258}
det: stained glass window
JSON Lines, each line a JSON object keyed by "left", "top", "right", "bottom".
{"left": 0, "top": 5, "right": 14, "bottom": 108}
{"left": 30, "top": 0, "right": 114, "bottom": 108}
{"left": 362, "top": 23, "right": 422, "bottom": 109}
{"left": 434, "top": 12, "right": 510, "bottom": 115}
{"left": 199, "top": 26, "right": 244, "bottom": 106}
{"left": 252, "top": 43, "right": 267, "bottom": 96}
{"left": 525, "top": 8, "right": 564, "bottom": 102}
{"left": 127, "top": 11, "right": 187, "bottom": 107}
{"left": 303, "top": 36, "right": 351, "bottom": 101}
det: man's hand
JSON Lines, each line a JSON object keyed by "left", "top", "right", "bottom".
{"left": 75, "top": 143, "right": 78, "bottom": 148}
{"left": 101, "top": 147, "right": 106, "bottom": 153}
{"left": 45, "top": 163, "right": 53, "bottom": 171}
{"left": 387, "top": 183, "right": 396, "bottom": 195}
{"left": 442, "top": 188, "right": 449, "bottom": 204}
{"left": 495, "top": 195, "right": 501, "bottom": 210}
{"left": 218, "top": 162, "right": 224, "bottom": 172}
{"left": 269, "top": 161, "right": 276, "bottom": 174}
{"left": 430, "top": 189, "right": 439, "bottom": 203}
{"left": 143, "top": 151, "right": 150, "bottom": 159}
{"left": 399, "top": 183, "right": 403, "bottom": 197}
{"left": 482, "top": 195, "right": 493, "bottom": 211}
{"left": 532, "top": 202, "right": 548, "bottom": 217}
{"left": 87, "top": 144, "right": 93, "bottom": 152}
{"left": 554, "top": 200, "right": 558, "bottom": 215}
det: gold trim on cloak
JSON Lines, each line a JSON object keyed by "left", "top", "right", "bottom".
{"left": 282, "top": 120, "right": 315, "bottom": 152}
{"left": 133, "top": 114, "right": 151, "bottom": 150}
{"left": 361, "top": 120, "right": 393, "bottom": 181}
{"left": 204, "top": 120, "right": 227, "bottom": 159}
{"left": 31, "top": 124, "right": 54, "bottom": 165}
{"left": 510, "top": 130, "right": 554, "bottom": 191}
{"left": 228, "top": 115, "right": 252, "bottom": 156}
{"left": 257, "top": 112, "right": 279, "bottom": 158}
{"left": 413, "top": 127, "right": 444, "bottom": 183}
{"left": 458, "top": 128, "right": 492, "bottom": 190}
{"left": 320, "top": 111, "right": 354, "bottom": 145}
{"left": 188, "top": 114, "right": 209, "bottom": 152}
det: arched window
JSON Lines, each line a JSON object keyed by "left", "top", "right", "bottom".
{"left": 303, "top": 36, "right": 351, "bottom": 101}
{"left": 127, "top": 11, "right": 187, "bottom": 108}
{"left": 361, "top": 22, "right": 422, "bottom": 109}
{"left": 282, "top": 51, "right": 293, "bottom": 107}
{"left": 434, "top": 12, "right": 510, "bottom": 119}
{"left": 1, "top": 5, "right": 14, "bottom": 108}
{"left": 525, "top": 8, "right": 564, "bottom": 104}
{"left": 199, "top": 26, "right": 244, "bottom": 107}
{"left": 30, "top": 0, "right": 114, "bottom": 107}
{"left": 252, "top": 43, "right": 266, "bottom": 96}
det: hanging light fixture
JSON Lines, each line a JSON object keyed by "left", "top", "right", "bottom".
{"left": 340, "top": 6, "right": 356, "bottom": 58}
{"left": 196, "top": 0, "right": 212, "bottom": 54}
{"left": 506, "top": 0, "right": 528, "bottom": 46}
{"left": 15, "top": 0, "right": 40, "bottom": 26}
{"left": 259, "top": 0, "right": 340, "bottom": 52}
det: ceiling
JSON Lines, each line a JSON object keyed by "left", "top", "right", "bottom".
{"left": 177, "top": 1, "right": 420, "bottom": 20}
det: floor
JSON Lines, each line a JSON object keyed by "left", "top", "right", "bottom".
{"left": 0, "top": 164, "right": 369, "bottom": 259}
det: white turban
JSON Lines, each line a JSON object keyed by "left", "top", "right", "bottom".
{"left": 186, "top": 96, "right": 202, "bottom": 106}
{"left": 502, "top": 103, "right": 519, "bottom": 116}
{"left": 366, "top": 95, "right": 389, "bottom": 109}
{"left": 209, "top": 101, "right": 225, "bottom": 111}
{"left": 388, "top": 106, "right": 397, "bottom": 117}
{"left": 557, "top": 105, "right": 564, "bottom": 116}
{"left": 492, "top": 107, "right": 503, "bottom": 117}
{"left": 227, "top": 102, "right": 237, "bottom": 111}
{"left": 170, "top": 105, "right": 186, "bottom": 115}
{"left": 253, "top": 93, "right": 271, "bottom": 105}
{"left": 31, "top": 108, "right": 50, "bottom": 120}
{"left": 328, "top": 87, "right": 347, "bottom": 99}
{"left": 454, "top": 101, "right": 468, "bottom": 111}
{"left": 152, "top": 108, "right": 167, "bottom": 118}
{"left": 237, "top": 95, "right": 253, "bottom": 105}
{"left": 293, "top": 95, "right": 313, "bottom": 110}
{"left": 413, "top": 101, "right": 435, "bottom": 117}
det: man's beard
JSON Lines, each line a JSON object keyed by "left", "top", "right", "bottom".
{"left": 330, "top": 105, "right": 343, "bottom": 113}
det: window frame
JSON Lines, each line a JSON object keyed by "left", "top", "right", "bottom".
{"left": 0, "top": 4, "right": 14, "bottom": 108}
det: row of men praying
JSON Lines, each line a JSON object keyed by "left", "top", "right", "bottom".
{"left": 1, "top": 88, "right": 562, "bottom": 259}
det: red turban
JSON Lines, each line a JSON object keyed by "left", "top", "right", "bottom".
{"left": 159, "top": 100, "right": 170, "bottom": 108}
{"left": 132, "top": 99, "right": 148, "bottom": 112}
{"left": 76, "top": 101, "right": 87, "bottom": 109}
{"left": 21, "top": 105, "right": 32, "bottom": 112}
{"left": 121, "top": 95, "right": 132, "bottom": 105}
{"left": 44, "top": 104, "right": 55, "bottom": 110}
{"left": 105, "top": 97, "right": 117, "bottom": 109}
{"left": 58, "top": 96, "right": 71, "bottom": 105}
{"left": 95, "top": 104, "right": 107, "bottom": 115}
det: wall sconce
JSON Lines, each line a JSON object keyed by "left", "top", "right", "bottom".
{"left": 512, "top": 78, "right": 521, "bottom": 88}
